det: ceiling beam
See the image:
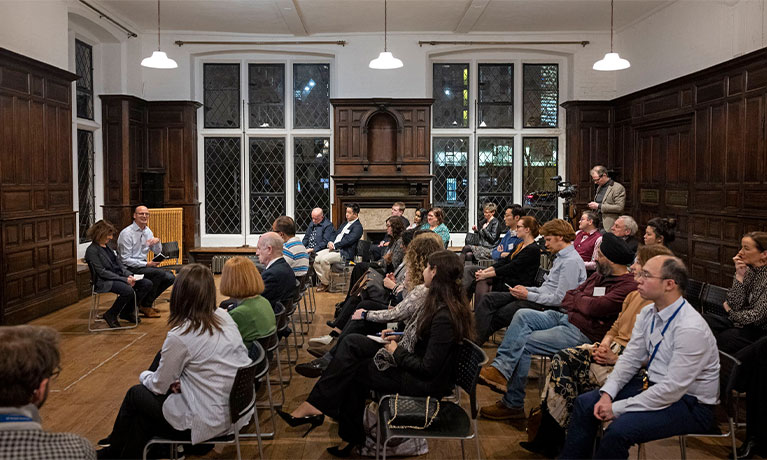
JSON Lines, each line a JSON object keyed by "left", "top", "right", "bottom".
{"left": 276, "top": 0, "right": 307, "bottom": 36}
{"left": 454, "top": 0, "right": 490, "bottom": 34}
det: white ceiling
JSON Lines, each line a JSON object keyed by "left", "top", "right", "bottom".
{"left": 97, "top": 0, "right": 676, "bottom": 36}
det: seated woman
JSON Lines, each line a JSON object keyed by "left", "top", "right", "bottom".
{"left": 471, "top": 216, "right": 542, "bottom": 306}
{"left": 420, "top": 207, "right": 451, "bottom": 247}
{"left": 346, "top": 216, "right": 406, "bottom": 291}
{"left": 407, "top": 207, "right": 428, "bottom": 230}
{"left": 298, "top": 233, "right": 445, "bottom": 377}
{"left": 96, "top": 264, "right": 253, "bottom": 459}
{"left": 278, "top": 250, "right": 474, "bottom": 457}
{"left": 704, "top": 231, "right": 767, "bottom": 355}
{"left": 643, "top": 217, "right": 676, "bottom": 247}
{"left": 219, "top": 256, "right": 276, "bottom": 349}
{"left": 520, "top": 244, "right": 673, "bottom": 457}
{"left": 84, "top": 220, "right": 153, "bottom": 328}
{"left": 461, "top": 202, "right": 502, "bottom": 262}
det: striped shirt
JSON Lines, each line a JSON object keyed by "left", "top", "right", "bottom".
{"left": 283, "top": 236, "right": 310, "bottom": 277}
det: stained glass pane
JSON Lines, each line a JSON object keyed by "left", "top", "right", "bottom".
{"left": 433, "top": 64, "right": 469, "bottom": 128}
{"left": 75, "top": 40, "right": 93, "bottom": 120}
{"left": 433, "top": 137, "right": 469, "bottom": 232}
{"left": 523, "top": 137, "right": 558, "bottom": 223}
{"left": 205, "top": 137, "right": 241, "bottom": 234}
{"left": 293, "top": 64, "right": 330, "bottom": 129}
{"left": 204, "top": 64, "right": 240, "bottom": 128}
{"left": 249, "top": 138, "right": 286, "bottom": 233}
{"left": 294, "top": 137, "right": 330, "bottom": 231}
{"left": 478, "top": 64, "right": 513, "bottom": 128}
{"left": 249, "top": 64, "right": 285, "bottom": 129}
{"left": 477, "top": 137, "right": 514, "bottom": 222}
{"left": 77, "top": 130, "right": 95, "bottom": 243}
{"left": 523, "top": 64, "right": 558, "bottom": 128}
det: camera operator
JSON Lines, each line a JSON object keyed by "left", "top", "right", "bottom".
{"left": 588, "top": 165, "right": 625, "bottom": 232}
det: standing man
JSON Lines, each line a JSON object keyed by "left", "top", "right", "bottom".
{"left": 313, "top": 203, "right": 363, "bottom": 291}
{"left": 273, "top": 216, "right": 310, "bottom": 278}
{"left": 302, "top": 208, "right": 335, "bottom": 254}
{"left": 370, "top": 202, "right": 409, "bottom": 260}
{"left": 256, "top": 232, "right": 297, "bottom": 309}
{"left": 117, "top": 205, "right": 175, "bottom": 318}
{"left": 588, "top": 165, "right": 626, "bottom": 232}
{"left": 560, "top": 256, "right": 720, "bottom": 459}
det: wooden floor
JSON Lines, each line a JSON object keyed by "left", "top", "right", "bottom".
{"left": 31, "top": 281, "right": 744, "bottom": 460}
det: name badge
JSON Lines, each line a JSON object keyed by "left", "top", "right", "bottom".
{"left": 593, "top": 287, "right": 606, "bottom": 297}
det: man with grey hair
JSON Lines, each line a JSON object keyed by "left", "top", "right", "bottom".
{"left": 256, "top": 232, "right": 296, "bottom": 309}
{"left": 585, "top": 215, "right": 640, "bottom": 271}
{"left": 588, "top": 165, "right": 626, "bottom": 231}
{"left": 302, "top": 208, "right": 334, "bottom": 253}
{"left": 561, "top": 255, "right": 720, "bottom": 459}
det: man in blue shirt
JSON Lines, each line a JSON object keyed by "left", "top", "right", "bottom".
{"left": 117, "top": 206, "right": 175, "bottom": 318}
{"left": 302, "top": 208, "right": 335, "bottom": 254}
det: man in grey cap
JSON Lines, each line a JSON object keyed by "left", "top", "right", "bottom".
{"left": 478, "top": 233, "right": 639, "bottom": 420}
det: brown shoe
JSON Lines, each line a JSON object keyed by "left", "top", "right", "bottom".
{"left": 478, "top": 366, "right": 508, "bottom": 394}
{"left": 480, "top": 401, "right": 526, "bottom": 420}
{"left": 139, "top": 307, "right": 161, "bottom": 318}
{"left": 316, "top": 284, "right": 329, "bottom": 292}
{"left": 150, "top": 307, "right": 162, "bottom": 315}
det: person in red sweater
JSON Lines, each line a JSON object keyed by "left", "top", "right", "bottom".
{"left": 573, "top": 210, "right": 602, "bottom": 264}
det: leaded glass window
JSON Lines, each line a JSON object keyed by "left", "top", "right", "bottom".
{"left": 204, "top": 137, "right": 242, "bottom": 234}
{"left": 433, "top": 64, "right": 469, "bottom": 128}
{"left": 294, "top": 137, "right": 330, "bottom": 231}
{"left": 77, "top": 130, "right": 95, "bottom": 243}
{"left": 249, "top": 138, "right": 286, "bottom": 233}
{"left": 478, "top": 64, "right": 513, "bottom": 128}
{"left": 523, "top": 137, "right": 558, "bottom": 223}
{"left": 75, "top": 40, "right": 94, "bottom": 120}
{"left": 433, "top": 137, "right": 469, "bottom": 232}
{"left": 204, "top": 64, "right": 240, "bottom": 128}
{"left": 523, "top": 64, "right": 558, "bottom": 128}
{"left": 249, "top": 64, "right": 284, "bottom": 128}
{"left": 477, "top": 137, "right": 514, "bottom": 222}
{"left": 293, "top": 64, "right": 330, "bottom": 129}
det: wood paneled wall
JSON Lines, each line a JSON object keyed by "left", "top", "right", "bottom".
{"left": 564, "top": 47, "right": 767, "bottom": 287}
{"left": 0, "top": 48, "right": 79, "bottom": 324}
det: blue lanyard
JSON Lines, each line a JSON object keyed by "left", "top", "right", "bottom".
{"left": 646, "top": 300, "right": 686, "bottom": 371}
{"left": 0, "top": 414, "right": 34, "bottom": 423}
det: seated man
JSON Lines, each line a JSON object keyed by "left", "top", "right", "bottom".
{"left": 560, "top": 256, "right": 720, "bottom": 460}
{"left": 573, "top": 210, "right": 601, "bottom": 264}
{"left": 478, "top": 234, "right": 638, "bottom": 420}
{"left": 370, "top": 201, "right": 409, "bottom": 260}
{"left": 0, "top": 325, "right": 95, "bottom": 459}
{"left": 585, "top": 215, "right": 640, "bottom": 271}
{"left": 117, "top": 205, "right": 175, "bottom": 318}
{"left": 302, "top": 208, "right": 335, "bottom": 254}
{"left": 273, "top": 216, "right": 309, "bottom": 278}
{"left": 313, "top": 203, "right": 363, "bottom": 291}
{"left": 474, "top": 219, "right": 587, "bottom": 345}
{"left": 256, "top": 232, "right": 297, "bottom": 309}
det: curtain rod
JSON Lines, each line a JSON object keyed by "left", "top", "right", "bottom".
{"left": 175, "top": 40, "right": 346, "bottom": 47}
{"left": 78, "top": 0, "right": 138, "bottom": 38}
{"left": 419, "top": 40, "right": 589, "bottom": 47}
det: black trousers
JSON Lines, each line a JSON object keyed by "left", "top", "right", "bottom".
{"left": 474, "top": 292, "right": 549, "bottom": 345}
{"left": 327, "top": 316, "right": 388, "bottom": 359}
{"left": 107, "top": 279, "right": 153, "bottom": 317}
{"left": 734, "top": 335, "right": 767, "bottom": 440}
{"left": 703, "top": 313, "right": 765, "bottom": 355}
{"left": 129, "top": 266, "right": 175, "bottom": 308}
{"left": 307, "top": 334, "right": 403, "bottom": 445}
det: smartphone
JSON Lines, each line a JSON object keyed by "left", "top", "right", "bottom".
{"left": 505, "top": 283, "right": 513, "bottom": 289}
{"left": 376, "top": 331, "right": 404, "bottom": 336}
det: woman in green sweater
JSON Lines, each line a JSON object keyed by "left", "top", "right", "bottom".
{"left": 220, "top": 256, "right": 276, "bottom": 348}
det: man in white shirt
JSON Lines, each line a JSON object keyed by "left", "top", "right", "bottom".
{"left": 560, "top": 255, "right": 720, "bottom": 459}
{"left": 117, "top": 206, "right": 175, "bottom": 318}
{"left": 313, "top": 204, "right": 363, "bottom": 291}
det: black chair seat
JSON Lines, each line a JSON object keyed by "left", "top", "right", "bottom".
{"left": 378, "top": 397, "right": 472, "bottom": 439}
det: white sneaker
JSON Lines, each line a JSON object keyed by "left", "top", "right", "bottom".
{"left": 309, "top": 334, "right": 333, "bottom": 345}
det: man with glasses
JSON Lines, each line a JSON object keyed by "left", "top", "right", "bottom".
{"left": 588, "top": 165, "right": 626, "bottom": 232}
{"left": 560, "top": 255, "right": 720, "bottom": 459}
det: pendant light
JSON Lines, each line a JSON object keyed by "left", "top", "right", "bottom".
{"left": 141, "top": 0, "right": 177, "bottom": 69}
{"left": 593, "top": 0, "right": 630, "bottom": 71}
{"left": 369, "top": 0, "right": 403, "bottom": 70}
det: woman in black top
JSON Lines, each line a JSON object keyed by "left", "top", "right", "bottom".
{"left": 278, "top": 250, "right": 475, "bottom": 456}
{"left": 461, "top": 202, "right": 502, "bottom": 262}
{"left": 84, "top": 220, "right": 153, "bottom": 328}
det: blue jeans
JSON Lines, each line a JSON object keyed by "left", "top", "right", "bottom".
{"left": 492, "top": 309, "right": 590, "bottom": 408}
{"left": 560, "top": 376, "right": 716, "bottom": 459}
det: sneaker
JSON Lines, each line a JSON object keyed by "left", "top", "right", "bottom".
{"left": 478, "top": 366, "right": 508, "bottom": 394}
{"left": 479, "top": 401, "right": 525, "bottom": 420}
{"left": 309, "top": 334, "right": 334, "bottom": 345}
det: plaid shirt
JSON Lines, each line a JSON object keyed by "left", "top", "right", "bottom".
{"left": 0, "top": 405, "right": 95, "bottom": 459}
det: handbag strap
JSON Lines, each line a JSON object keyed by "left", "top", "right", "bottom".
{"left": 386, "top": 394, "right": 440, "bottom": 430}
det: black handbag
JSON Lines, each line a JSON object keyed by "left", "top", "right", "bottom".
{"left": 386, "top": 394, "right": 440, "bottom": 430}
{"left": 360, "top": 269, "right": 390, "bottom": 304}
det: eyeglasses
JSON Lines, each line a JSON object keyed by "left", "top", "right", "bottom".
{"left": 136, "top": 212, "right": 150, "bottom": 216}
{"left": 636, "top": 270, "right": 668, "bottom": 281}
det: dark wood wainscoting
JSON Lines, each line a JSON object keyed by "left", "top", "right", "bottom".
{"left": 0, "top": 48, "right": 79, "bottom": 324}
{"left": 563, "top": 47, "right": 767, "bottom": 287}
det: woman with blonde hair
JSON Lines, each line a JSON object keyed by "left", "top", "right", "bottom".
{"left": 220, "top": 256, "right": 276, "bottom": 348}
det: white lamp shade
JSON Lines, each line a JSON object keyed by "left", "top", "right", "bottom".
{"left": 593, "top": 52, "right": 630, "bottom": 71}
{"left": 141, "top": 51, "right": 178, "bottom": 69}
{"left": 369, "top": 51, "right": 403, "bottom": 70}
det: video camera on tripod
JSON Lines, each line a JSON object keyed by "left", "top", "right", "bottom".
{"left": 549, "top": 175, "right": 578, "bottom": 200}
{"left": 525, "top": 176, "right": 579, "bottom": 227}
